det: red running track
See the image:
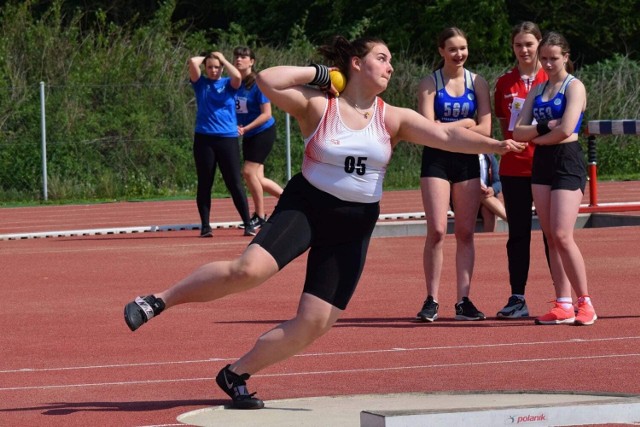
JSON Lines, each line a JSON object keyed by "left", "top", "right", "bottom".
{"left": 1, "top": 184, "right": 640, "bottom": 426}
{"left": 1, "top": 180, "right": 639, "bottom": 236}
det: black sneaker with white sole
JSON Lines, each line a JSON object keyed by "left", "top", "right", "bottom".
{"left": 454, "top": 297, "right": 486, "bottom": 320}
{"left": 200, "top": 225, "right": 213, "bottom": 238}
{"left": 251, "top": 213, "right": 267, "bottom": 228}
{"left": 239, "top": 213, "right": 267, "bottom": 229}
{"left": 124, "top": 295, "right": 165, "bottom": 331}
{"left": 216, "top": 364, "right": 265, "bottom": 409}
{"left": 416, "top": 295, "right": 439, "bottom": 322}
{"left": 243, "top": 224, "right": 257, "bottom": 236}
{"left": 496, "top": 295, "right": 529, "bottom": 319}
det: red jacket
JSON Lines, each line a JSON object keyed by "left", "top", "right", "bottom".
{"left": 493, "top": 66, "right": 547, "bottom": 177}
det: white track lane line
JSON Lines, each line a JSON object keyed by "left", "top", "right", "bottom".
{"left": 2, "top": 336, "right": 640, "bottom": 392}
{"left": 2, "top": 335, "right": 639, "bottom": 374}
{"left": 2, "top": 352, "right": 640, "bottom": 392}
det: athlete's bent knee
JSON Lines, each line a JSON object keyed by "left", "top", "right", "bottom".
{"left": 299, "top": 313, "right": 336, "bottom": 340}
{"left": 228, "top": 254, "right": 274, "bottom": 287}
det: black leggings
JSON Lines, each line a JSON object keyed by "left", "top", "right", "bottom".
{"left": 501, "top": 176, "right": 550, "bottom": 295}
{"left": 193, "top": 133, "right": 250, "bottom": 227}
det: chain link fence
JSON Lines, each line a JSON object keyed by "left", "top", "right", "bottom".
{"left": 0, "top": 81, "right": 295, "bottom": 204}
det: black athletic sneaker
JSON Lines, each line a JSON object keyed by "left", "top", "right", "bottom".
{"left": 200, "top": 225, "right": 213, "bottom": 238}
{"left": 454, "top": 297, "right": 486, "bottom": 320}
{"left": 238, "top": 213, "right": 267, "bottom": 229}
{"left": 416, "top": 295, "right": 439, "bottom": 322}
{"left": 124, "top": 295, "right": 165, "bottom": 331}
{"left": 216, "top": 364, "right": 265, "bottom": 409}
{"left": 251, "top": 213, "right": 267, "bottom": 228}
{"left": 243, "top": 224, "right": 257, "bottom": 236}
{"left": 496, "top": 295, "right": 529, "bottom": 319}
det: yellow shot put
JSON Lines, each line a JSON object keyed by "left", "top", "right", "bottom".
{"left": 330, "top": 70, "right": 346, "bottom": 94}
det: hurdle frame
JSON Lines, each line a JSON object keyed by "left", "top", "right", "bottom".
{"left": 582, "top": 120, "right": 640, "bottom": 213}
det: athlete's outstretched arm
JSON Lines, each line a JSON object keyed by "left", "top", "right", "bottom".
{"left": 387, "top": 105, "right": 525, "bottom": 155}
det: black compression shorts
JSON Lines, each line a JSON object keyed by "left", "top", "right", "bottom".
{"left": 242, "top": 125, "right": 276, "bottom": 164}
{"left": 250, "top": 173, "right": 380, "bottom": 310}
{"left": 420, "top": 146, "right": 480, "bottom": 183}
{"left": 531, "top": 142, "right": 586, "bottom": 192}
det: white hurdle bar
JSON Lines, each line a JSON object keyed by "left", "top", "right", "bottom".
{"left": 588, "top": 120, "right": 640, "bottom": 135}
{"left": 585, "top": 120, "right": 640, "bottom": 209}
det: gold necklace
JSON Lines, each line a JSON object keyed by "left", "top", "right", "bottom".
{"left": 342, "top": 95, "right": 374, "bottom": 119}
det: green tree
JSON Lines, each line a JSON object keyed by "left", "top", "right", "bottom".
{"left": 507, "top": 0, "right": 640, "bottom": 65}
{"left": 219, "top": 0, "right": 513, "bottom": 66}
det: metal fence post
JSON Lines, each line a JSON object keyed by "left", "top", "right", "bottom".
{"left": 286, "top": 113, "right": 291, "bottom": 181}
{"left": 40, "top": 81, "right": 48, "bottom": 201}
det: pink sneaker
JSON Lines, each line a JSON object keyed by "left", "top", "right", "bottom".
{"left": 535, "top": 302, "right": 575, "bottom": 325}
{"left": 575, "top": 300, "right": 597, "bottom": 326}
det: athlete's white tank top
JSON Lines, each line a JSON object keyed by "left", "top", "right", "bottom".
{"left": 302, "top": 96, "right": 393, "bottom": 203}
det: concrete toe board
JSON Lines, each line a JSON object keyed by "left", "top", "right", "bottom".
{"left": 177, "top": 391, "right": 640, "bottom": 426}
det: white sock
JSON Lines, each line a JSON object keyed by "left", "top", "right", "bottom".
{"left": 557, "top": 297, "right": 573, "bottom": 310}
{"left": 578, "top": 295, "right": 592, "bottom": 305}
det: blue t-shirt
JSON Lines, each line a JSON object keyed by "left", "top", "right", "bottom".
{"left": 235, "top": 81, "right": 275, "bottom": 137}
{"left": 433, "top": 68, "right": 477, "bottom": 123}
{"left": 192, "top": 76, "right": 238, "bottom": 137}
{"left": 533, "top": 75, "right": 583, "bottom": 133}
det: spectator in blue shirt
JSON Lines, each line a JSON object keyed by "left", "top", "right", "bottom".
{"left": 233, "top": 46, "right": 283, "bottom": 230}
{"left": 188, "top": 51, "right": 255, "bottom": 237}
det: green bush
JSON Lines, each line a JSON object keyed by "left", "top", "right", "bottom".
{"left": 1, "top": 1, "right": 638, "bottom": 205}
